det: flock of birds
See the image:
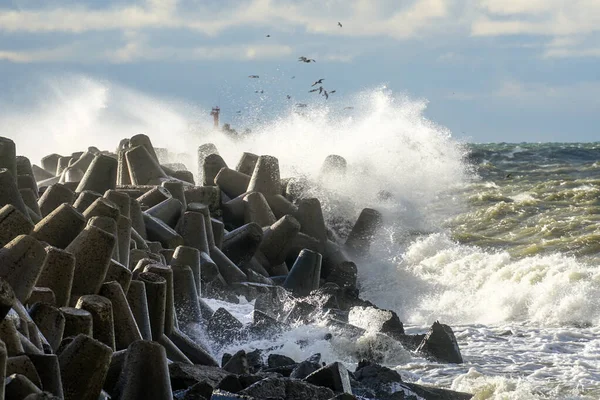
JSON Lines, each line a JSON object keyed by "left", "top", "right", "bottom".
{"left": 242, "top": 21, "right": 347, "bottom": 111}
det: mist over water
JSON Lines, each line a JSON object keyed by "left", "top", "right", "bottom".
{"left": 3, "top": 74, "right": 600, "bottom": 398}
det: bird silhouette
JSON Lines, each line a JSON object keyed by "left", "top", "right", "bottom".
{"left": 338, "top": 22, "right": 342, "bottom": 27}
{"left": 298, "top": 56, "right": 316, "bottom": 63}
{"left": 311, "top": 79, "right": 324, "bottom": 86}
{"left": 248, "top": 75, "right": 259, "bottom": 78}
{"left": 286, "top": 95, "right": 291, "bottom": 99}
{"left": 266, "top": 34, "right": 271, "bottom": 37}
{"left": 255, "top": 90, "right": 264, "bottom": 94}
{"left": 323, "top": 90, "right": 329, "bottom": 100}
{"left": 291, "top": 76, "right": 295, "bottom": 79}
{"left": 309, "top": 86, "right": 323, "bottom": 94}
{"left": 296, "top": 103, "right": 307, "bottom": 108}
{"left": 236, "top": 110, "right": 241, "bottom": 113}
{"left": 330, "top": 90, "right": 336, "bottom": 94}
{"left": 343, "top": 106, "right": 354, "bottom": 110}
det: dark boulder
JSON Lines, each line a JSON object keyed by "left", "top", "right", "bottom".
{"left": 239, "top": 377, "right": 334, "bottom": 400}
{"left": 416, "top": 321, "right": 463, "bottom": 364}
{"left": 223, "top": 350, "right": 250, "bottom": 375}
{"left": 305, "top": 362, "right": 352, "bottom": 394}
{"left": 169, "top": 363, "right": 231, "bottom": 390}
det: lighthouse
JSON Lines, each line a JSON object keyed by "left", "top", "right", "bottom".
{"left": 210, "top": 106, "right": 220, "bottom": 129}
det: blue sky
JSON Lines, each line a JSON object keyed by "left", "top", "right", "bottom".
{"left": 0, "top": 0, "right": 599, "bottom": 143}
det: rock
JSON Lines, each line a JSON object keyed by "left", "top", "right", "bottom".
{"left": 223, "top": 350, "right": 250, "bottom": 375}
{"left": 169, "top": 363, "right": 231, "bottom": 391}
{"left": 305, "top": 362, "right": 352, "bottom": 394}
{"left": 239, "top": 377, "right": 334, "bottom": 400}
{"left": 416, "top": 321, "right": 463, "bottom": 364}
{"left": 207, "top": 308, "right": 244, "bottom": 344}
{"left": 289, "top": 360, "right": 321, "bottom": 379}
{"left": 348, "top": 306, "right": 404, "bottom": 338}
{"left": 210, "top": 390, "right": 257, "bottom": 399}
{"left": 267, "top": 354, "right": 296, "bottom": 369}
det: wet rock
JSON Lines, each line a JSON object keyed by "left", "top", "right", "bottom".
{"left": 239, "top": 377, "right": 334, "bottom": 400}
{"left": 169, "top": 363, "right": 231, "bottom": 391}
{"left": 305, "top": 362, "right": 352, "bottom": 394}
{"left": 223, "top": 350, "right": 250, "bottom": 375}
{"left": 210, "top": 390, "right": 257, "bottom": 400}
{"left": 289, "top": 360, "right": 321, "bottom": 379}
{"left": 416, "top": 321, "right": 463, "bottom": 364}
{"left": 267, "top": 354, "right": 296, "bottom": 369}
{"left": 207, "top": 308, "right": 244, "bottom": 344}
{"left": 348, "top": 306, "right": 404, "bottom": 339}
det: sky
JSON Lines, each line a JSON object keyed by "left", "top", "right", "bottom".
{"left": 0, "top": 0, "right": 599, "bottom": 143}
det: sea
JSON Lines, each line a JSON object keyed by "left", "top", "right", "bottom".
{"left": 2, "top": 75, "right": 599, "bottom": 399}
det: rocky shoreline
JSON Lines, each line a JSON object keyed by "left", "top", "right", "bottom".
{"left": 0, "top": 134, "right": 472, "bottom": 399}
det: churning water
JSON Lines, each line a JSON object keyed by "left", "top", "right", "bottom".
{"left": 3, "top": 75, "right": 600, "bottom": 399}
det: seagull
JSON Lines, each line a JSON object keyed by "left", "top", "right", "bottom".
{"left": 309, "top": 87, "right": 322, "bottom": 93}
{"left": 248, "top": 75, "right": 259, "bottom": 78}
{"left": 311, "top": 79, "right": 324, "bottom": 86}
{"left": 330, "top": 90, "right": 336, "bottom": 94}
{"left": 344, "top": 106, "right": 354, "bottom": 110}
{"left": 236, "top": 110, "right": 241, "bottom": 113}
{"left": 298, "top": 56, "right": 316, "bottom": 63}
{"left": 291, "top": 76, "right": 295, "bottom": 79}
{"left": 286, "top": 95, "right": 291, "bottom": 99}
{"left": 338, "top": 22, "right": 342, "bottom": 27}
{"left": 266, "top": 34, "right": 271, "bottom": 37}
{"left": 323, "top": 90, "right": 329, "bottom": 100}
{"left": 255, "top": 90, "right": 264, "bottom": 94}
{"left": 296, "top": 103, "right": 307, "bottom": 108}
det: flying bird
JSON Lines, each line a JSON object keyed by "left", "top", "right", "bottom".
{"left": 286, "top": 95, "right": 292, "bottom": 99}
{"left": 236, "top": 110, "right": 241, "bottom": 113}
{"left": 248, "top": 75, "right": 259, "bottom": 78}
{"left": 323, "top": 90, "right": 329, "bottom": 100}
{"left": 298, "top": 56, "right": 316, "bottom": 63}
{"left": 255, "top": 90, "right": 264, "bottom": 94}
{"left": 266, "top": 34, "right": 271, "bottom": 37}
{"left": 311, "top": 79, "right": 324, "bottom": 86}
{"left": 291, "top": 76, "right": 296, "bottom": 79}
{"left": 344, "top": 106, "right": 354, "bottom": 110}
{"left": 309, "top": 87, "right": 322, "bottom": 93}
{"left": 330, "top": 90, "right": 336, "bottom": 94}
{"left": 296, "top": 103, "right": 307, "bottom": 108}
{"left": 338, "top": 22, "right": 342, "bottom": 27}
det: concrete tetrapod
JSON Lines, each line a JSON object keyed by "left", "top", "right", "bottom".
{"left": 283, "top": 249, "right": 322, "bottom": 297}
{"left": 197, "top": 142, "right": 219, "bottom": 180}
{"left": 126, "top": 145, "right": 168, "bottom": 185}
{"left": 215, "top": 167, "right": 251, "bottom": 199}
{"left": 29, "top": 302, "right": 65, "bottom": 352}
{"left": 294, "top": 198, "right": 327, "bottom": 245}
{"left": 41, "top": 154, "right": 61, "bottom": 175}
{"left": 99, "top": 282, "right": 143, "bottom": 351}
{"left": 0, "top": 204, "right": 34, "bottom": 248}
{"left": 146, "top": 197, "right": 183, "bottom": 229}
{"left": 259, "top": 214, "right": 301, "bottom": 270}
{"left": 171, "top": 265, "right": 202, "bottom": 326}
{"left": 37, "top": 184, "right": 75, "bottom": 218}
{"left": 35, "top": 246, "right": 78, "bottom": 308}
{"left": 60, "top": 307, "right": 93, "bottom": 337}
{"left": 0, "top": 137, "right": 17, "bottom": 181}
{"left": 125, "top": 280, "right": 153, "bottom": 341}
{"left": 27, "top": 353, "right": 64, "bottom": 398}
{"left": 103, "top": 190, "right": 131, "bottom": 218}
{"left": 6, "top": 355, "right": 43, "bottom": 389}
{"left": 235, "top": 152, "right": 258, "bottom": 176}
{"left": 221, "top": 222, "right": 263, "bottom": 266}
{"left": 0, "top": 277, "right": 16, "bottom": 321}
{"left": 113, "top": 340, "right": 173, "bottom": 400}
{"left": 58, "top": 334, "right": 113, "bottom": 400}
{"left": 75, "top": 295, "right": 116, "bottom": 351}
{"left": 0, "top": 341, "right": 6, "bottom": 400}
{"left": 129, "top": 134, "right": 160, "bottom": 162}
{"left": 0, "top": 234, "right": 48, "bottom": 303}
{"left": 243, "top": 191, "right": 277, "bottom": 227}
{"left": 75, "top": 154, "right": 118, "bottom": 194}
{"left": 72, "top": 190, "right": 102, "bottom": 213}
{"left": 0, "top": 168, "right": 30, "bottom": 220}
{"left": 175, "top": 211, "right": 210, "bottom": 254}
{"left": 32, "top": 203, "right": 86, "bottom": 249}
{"left": 203, "top": 153, "right": 227, "bottom": 187}
{"left": 345, "top": 208, "right": 383, "bottom": 256}
{"left": 88, "top": 216, "right": 120, "bottom": 261}
{"left": 161, "top": 180, "right": 187, "bottom": 212}
{"left": 66, "top": 225, "right": 116, "bottom": 301}
{"left": 247, "top": 155, "right": 281, "bottom": 196}
{"left": 104, "top": 260, "right": 132, "bottom": 293}
{"left": 171, "top": 245, "right": 201, "bottom": 296}
{"left": 137, "top": 272, "right": 166, "bottom": 341}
